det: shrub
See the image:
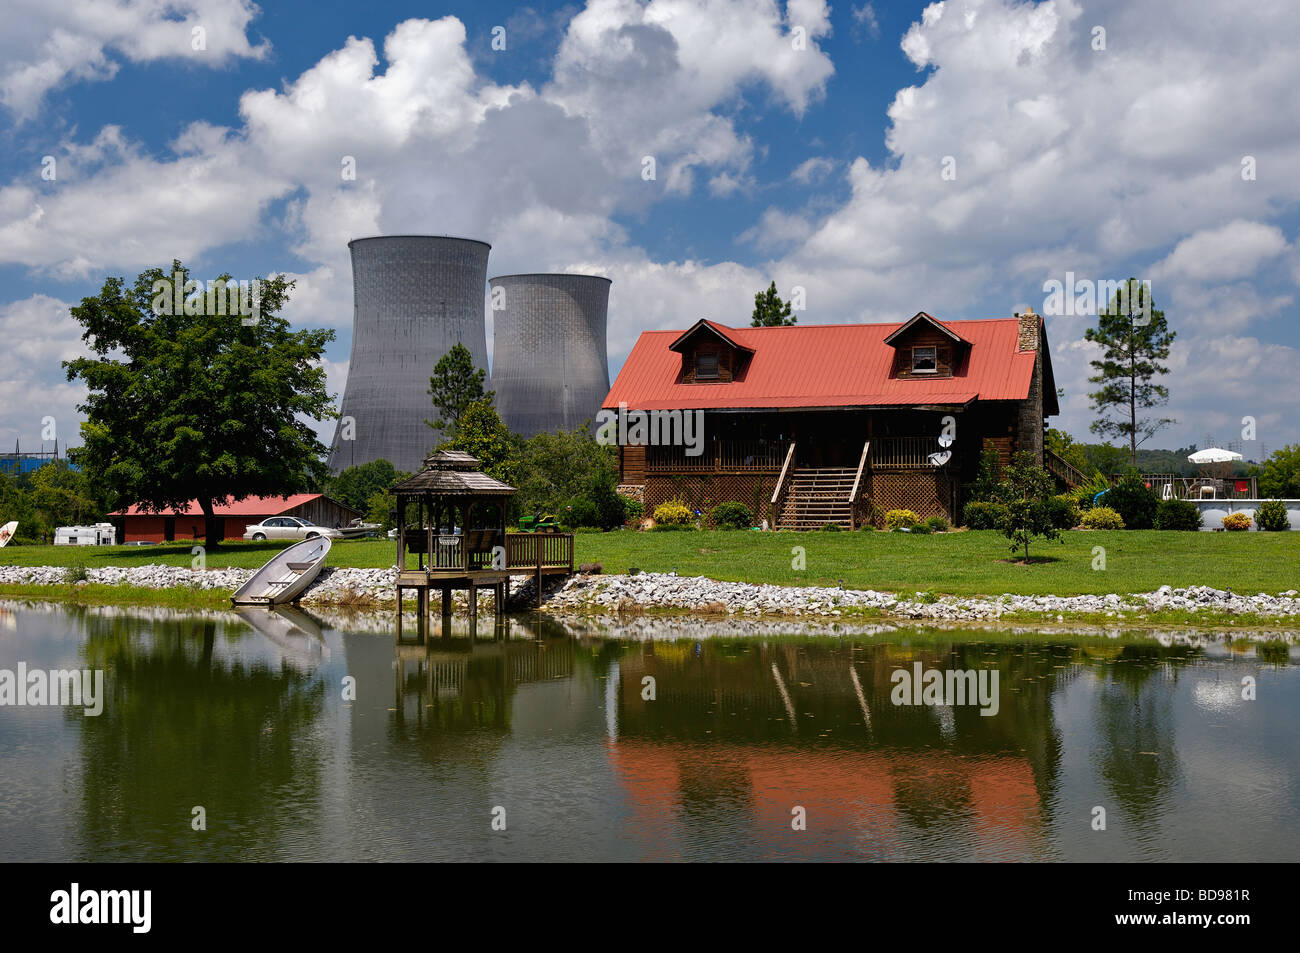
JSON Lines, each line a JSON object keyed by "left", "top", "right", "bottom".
{"left": 711, "top": 501, "right": 754, "bottom": 530}
{"left": 907, "top": 524, "right": 932, "bottom": 535}
{"left": 925, "top": 514, "right": 949, "bottom": 532}
{"left": 884, "top": 509, "right": 920, "bottom": 530}
{"left": 1103, "top": 473, "right": 1159, "bottom": 529}
{"left": 1255, "top": 498, "right": 1290, "bottom": 532}
{"left": 65, "top": 561, "right": 90, "bottom": 583}
{"left": 652, "top": 499, "right": 695, "bottom": 526}
{"left": 561, "top": 497, "right": 600, "bottom": 529}
{"left": 1046, "top": 494, "right": 1080, "bottom": 530}
{"left": 820, "top": 522, "right": 842, "bottom": 532}
{"left": 1153, "top": 498, "right": 1202, "bottom": 531}
{"left": 650, "top": 522, "right": 691, "bottom": 531}
{"left": 1222, "top": 512, "right": 1252, "bottom": 531}
{"left": 1068, "top": 472, "right": 1112, "bottom": 511}
{"left": 963, "top": 501, "right": 1010, "bottom": 529}
{"left": 620, "top": 495, "right": 644, "bottom": 527}
{"left": 1081, "top": 506, "right": 1125, "bottom": 530}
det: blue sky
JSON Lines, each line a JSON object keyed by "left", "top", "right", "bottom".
{"left": 2, "top": 0, "right": 1298, "bottom": 460}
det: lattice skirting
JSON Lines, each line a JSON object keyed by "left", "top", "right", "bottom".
{"left": 644, "top": 472, "right": 779, "bottom": 524}
{"left": 644, "top": 469, "right": 955, "bottom": 528}
{"left": 860, "top": 469, "right": 955, "bottom": 527}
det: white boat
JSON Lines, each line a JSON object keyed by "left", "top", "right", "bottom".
{"left": 0, "top": 521, "right": 16, "bottom": 548}
{"left": 231, "top": 536, "right": 331, "bottom": 606}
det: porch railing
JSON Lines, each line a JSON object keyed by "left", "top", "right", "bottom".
{"left": 646, "top": 439, "right": 789, "bottom": 472}
{"left": 872, "top": 436, "right": 945, "bottom": 468}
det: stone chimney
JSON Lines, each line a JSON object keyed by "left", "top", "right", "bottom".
{"left": 1016, "top": 305, "right": 1040, "bottom": 351}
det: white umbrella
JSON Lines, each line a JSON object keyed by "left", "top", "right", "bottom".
{"left": 1188, "top": 448, "right": 1243, "bottom": 464}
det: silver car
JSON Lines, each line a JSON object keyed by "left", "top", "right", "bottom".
{"left": 244, "top": 516, "right": 342, "bottom": 541}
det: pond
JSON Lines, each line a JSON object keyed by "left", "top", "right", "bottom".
{"left": 1, "top": 601, "right": 1296, "bottom": 862}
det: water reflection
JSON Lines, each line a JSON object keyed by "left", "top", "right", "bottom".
{"left": 0, "top": 599, "right": 1296, "bottom": 862}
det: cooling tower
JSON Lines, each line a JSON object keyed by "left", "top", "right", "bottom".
{"left": 328, "top": 236, "right": 491, "bottom": 474}
{"left": 489, "top": 274, "right": 611, "bottom": 437}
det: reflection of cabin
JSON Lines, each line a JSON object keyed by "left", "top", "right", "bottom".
{"left": 605, "top": 310, "right": 1064, "bottom": 527}
{"left": 391, "top": 451, "right": 574, "bottom": 620}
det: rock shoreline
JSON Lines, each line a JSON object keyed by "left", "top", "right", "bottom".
{"left": 1, "top": 564, "right": 1297, "bottom": 621}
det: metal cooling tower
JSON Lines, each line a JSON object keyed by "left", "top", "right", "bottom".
{"left": 328, "top": 236, "right": 491, "bottom": 474}
{"left": 489, "top": 274, "right": 611, "bottom": 437}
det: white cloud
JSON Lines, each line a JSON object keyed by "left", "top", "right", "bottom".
{"left": 0, "top": 0, "right": 270, "bottom": 119}
{"left": 790, "top": 156, "right": 835, "bottom": 183}
{"left": 0, "top": 294, "right": 89, "bottom": 449}
{"left": 1150, "top": 221, "right": 1288, "bottom": 283}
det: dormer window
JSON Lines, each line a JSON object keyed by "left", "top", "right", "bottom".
{"left": 696, "top": 352, "right": 720, "bottom": 379}
{"left": 912, "top": 346, "right": 937, "bottom": 373}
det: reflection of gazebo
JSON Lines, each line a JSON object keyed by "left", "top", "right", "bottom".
{"left": 390, "top": 451, "right": 574, "bottom": 623}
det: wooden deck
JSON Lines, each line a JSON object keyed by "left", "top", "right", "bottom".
{"left": 396, "top": 531, "right": 575, "bottom": 621}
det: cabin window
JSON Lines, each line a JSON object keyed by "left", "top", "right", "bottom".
{"left": 696, "top": 351, "right": 720, "bottom": 379}
{"left": 911, "top": 346, "right": 937, "bottom": 373}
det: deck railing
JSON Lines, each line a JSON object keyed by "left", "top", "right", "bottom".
{"left": 646, "top": 439, "right": 789, "bottom": 472}
{"left": 504, "top": 532, "right": 574, "bottom": 571}
{"left": 872, "top": 436, "right": 945, "bottom": 468}
{"left": 1135, "top": 474, "right": 1258, "bottom": 501}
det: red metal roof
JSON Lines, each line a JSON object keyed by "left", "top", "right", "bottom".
{"left": 604, "top": 318, "right": 1037, "bottom": 411}
{"left": 112, "top": 494, "right": 324, "bottom": 517}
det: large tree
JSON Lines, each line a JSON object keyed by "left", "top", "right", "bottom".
{"left": 1085, "top": 278, "right": 1176, "bottom": 466}
{"left": 750, "top": 281, "right": 796, "bottom": 327}
{"left": 324, "top": 458, "right": 405, "bottom": 513}
{"left": 1258, "top": 444, "right": 1300, "bottom": 498}
{"left": 426, "top": 342, "right": 493, "bottom": 441}
{"left": 64, "top": 261, "right": 336, "bottom": 549}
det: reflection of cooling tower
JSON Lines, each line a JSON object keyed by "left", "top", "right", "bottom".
{"left": 328, "top": 236, "right": 491, "bottom": 474}
{"left": 489, "top": 274, "right": 611, "bottom": 437}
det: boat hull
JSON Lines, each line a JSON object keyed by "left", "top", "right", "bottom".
{"left": 231, "top": 537, "right": 331, "bottom": 606}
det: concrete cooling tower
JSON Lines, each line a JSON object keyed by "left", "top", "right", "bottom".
{"left": 489, "top": 274, "right": 611, "bottom": 438}
{"left": 328, "top": 236, "right": 491, "bottom": 474}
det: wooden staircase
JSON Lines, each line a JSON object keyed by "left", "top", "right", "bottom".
{"left": 778, "top": 467, "right": 857, "bottom": 530}
{"left": 1044, "top": 448, "right": 1087, "bottom": 490}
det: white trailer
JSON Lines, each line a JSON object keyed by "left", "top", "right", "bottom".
{"left": 54, "top": 523, "right": 117, "bottom": 546}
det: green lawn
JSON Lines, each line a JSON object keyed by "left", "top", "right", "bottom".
{"left": 2, "top": 529, "right": 1297, "bottom": 597}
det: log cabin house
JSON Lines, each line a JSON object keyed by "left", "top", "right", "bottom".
{"left": 604, "top": 308, "right": 1064, "bottom": 528}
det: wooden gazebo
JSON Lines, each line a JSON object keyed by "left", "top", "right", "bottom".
{"left": 391, "top": 451, "right": 574, "bottom": 624}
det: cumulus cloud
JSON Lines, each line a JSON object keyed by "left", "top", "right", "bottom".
{"left": 0, "top": 0, "right": 269, "bottom": 119}
{"left": 0, "top": 294, "right": 89, "bottom": 449}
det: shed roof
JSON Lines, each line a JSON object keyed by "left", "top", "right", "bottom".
{"left": 112, "top": 494, "right": 354, "bottom": 517}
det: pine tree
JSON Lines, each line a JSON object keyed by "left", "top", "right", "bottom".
{"left": 1085, "top": 278, "right": 1176, "bottom": 466}
{"left": 750, "top": 281, "right": 796, "bottom": 327}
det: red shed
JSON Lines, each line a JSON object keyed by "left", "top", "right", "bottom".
{"left": 111, "top": 494, "right": 361, "bottom": 543}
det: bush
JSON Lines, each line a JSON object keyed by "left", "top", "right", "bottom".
{"left": 1081, "top": 506, "right": 1125, "bottom": 530}
{"left": 1255, "top": 499, "right": 1290, "bottom": 532}
{"left": 1222, "top": 512, "right": 1252, "bottom": 531}
{"left": 652, "top": 499, "right": 695, "bottom": 526}
{"left": 907, "top": 524, "right": 932, "bottom": 535}
{"left": 1153, "top": 498, "right": 1202, "bottom": 531}
{"left": 963, "top": 500, "right": 1009, "bottom": 529}
{"left": 561, "top": 497, "right": 600, "bottom": 529}
{"left": 884, "top": 509, "right": 920, "bottom": 530}
{"left": 620, "top": 495, "right": 644, "bottom": 526}
{"left": 820, "top": 522, "right": 842, "bottom": 532}
{"left": 1103, "top": 473, "right": 1159, "bottom": 529}
{"left": 65, "top": 561, "right": 90, "bottom": 583}
{"left": 1046, "top": 495, "right": 1080, "bottom": 530}
{"left": 650, "top": 522, "right": 691, "bottom": 531}
{"left": 711, "top": 501, "right": 753, "bottom": 530}
{"left": 925, "top": 514, "right": 949, "bottom": 532}
{"left": 1068, "top": 472, "right": 1112, "bottom": 511}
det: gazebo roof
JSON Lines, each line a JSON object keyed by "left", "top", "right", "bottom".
{"left": 392, "top": 452, "right": 516, "bottom": 496}
{"left": 422, "top": 450, "right": 483, "bottom": 471}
